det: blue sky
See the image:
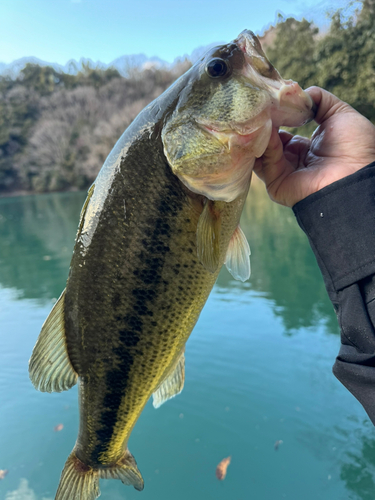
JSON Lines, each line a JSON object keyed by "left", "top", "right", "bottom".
{"left": 0, "top": 0, "right": 354, "bottom": 65}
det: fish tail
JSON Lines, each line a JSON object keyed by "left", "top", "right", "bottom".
{"left": 99, "top": 448, "right": 144, "bottom": 491}
{"left": 55, "top": 452, "right": 100, "bottom": 500}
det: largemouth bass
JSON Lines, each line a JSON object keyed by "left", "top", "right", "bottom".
{"left": 29, "top": 30, "right": 314, "bottom": 500}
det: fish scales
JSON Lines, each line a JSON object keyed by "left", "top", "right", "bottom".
{"left": 28, "top": 30, "right": 315, "bottom": 499}
{"left": 65, "top": 127, "right": 244, "bottom": 467}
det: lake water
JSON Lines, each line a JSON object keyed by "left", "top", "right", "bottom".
{"left": 0, "top": 182, "right": 374, "bottom": 500}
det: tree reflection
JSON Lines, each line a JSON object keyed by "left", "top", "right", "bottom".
{"left": 0, "top": 183, "right": 339, "bottom": 335}
{"left": 0, "top": 191, "right": 85, "bottom": 300}
{"left": 216, "top": 178, "right": 339, "bottom": 335}
{"left": 341, "top": 432, "right": 375, "bottom": 500}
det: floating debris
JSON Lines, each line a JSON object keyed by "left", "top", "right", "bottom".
{"left": 0, "top": 469, "right": 8, "bottom": 480}
{"left": 274, "top": 440, "right": 283, "bottom": 451}
{"left": 54, "top": 424, "right": 64, "bottom": 432}
{"left": 216, "top": 456, "right": 231, "bottom": 480}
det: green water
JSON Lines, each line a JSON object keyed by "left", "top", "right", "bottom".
{"left": 0, "top": 186, "right": 374, "bottom": 500}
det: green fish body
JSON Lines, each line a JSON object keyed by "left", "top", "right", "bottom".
{"left": 29, "top": 30, "right": 315, "bottom": 500}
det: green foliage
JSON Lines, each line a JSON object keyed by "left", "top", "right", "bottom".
{"left": 266, "top": 15, "right": 319, "bottom": 89}
{"left": 315, "top": 0, "right": 375, "bottom": 121}
{"left": 267, "top": 0, "right": 375, "bottom": 136}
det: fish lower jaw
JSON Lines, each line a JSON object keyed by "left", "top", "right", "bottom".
{"left": 177, "top": 120, "right": 272, "bottom": 202}
{"left": 176, "top": 159, "right": 254, "bottom": 203}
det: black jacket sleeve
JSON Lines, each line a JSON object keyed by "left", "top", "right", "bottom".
{"left": 293, "top": 161, "right": 375, "bottom": 424}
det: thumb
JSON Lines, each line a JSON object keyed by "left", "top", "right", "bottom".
{"left": 306, "top": 86, "right": 353, "bottom": 125}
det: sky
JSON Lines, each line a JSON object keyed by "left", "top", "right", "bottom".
{"left": 0, "top": 0, "right": 354, "bottom": 65}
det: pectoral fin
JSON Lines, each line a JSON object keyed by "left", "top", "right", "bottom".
{"left": 225, "top": 225, "right": 251, "bottom": 282}
{"left": 196, "top": 200, "right": 222, "bottom": 274}
{"left": 29, "top": 290, "right": 78, "bottom": 393}
{"left": 153, "top": 351, "right": 185, "bottom": 409}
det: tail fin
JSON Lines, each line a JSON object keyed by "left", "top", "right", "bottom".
{"left": 55, "top": 450, "right": 144, "bottom": 499}
{"left": 100, "top": 449, "right": 144, "bottom": 491}
{"left": 55, "top": 453, "right": 100, "bottom": 500}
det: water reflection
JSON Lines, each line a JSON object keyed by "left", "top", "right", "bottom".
{"left": 217, "top": 179, "right": 339, "bottom": 335}
{"left": 341, "top": 425, "right": 375, "bottom": 500}
{"left": 0, "top": 192, "right": 85, "bottom": 301}
{"left": 0, "top": 182, "right": 338, "bottom": 333}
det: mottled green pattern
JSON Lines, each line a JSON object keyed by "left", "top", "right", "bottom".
{"left": 64, "top": 127, "right": 245, "bottom": 467}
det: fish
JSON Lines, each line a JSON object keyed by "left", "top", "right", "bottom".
{"left": 29, "top": 30, "right": 315, "bottom": 500}
{"left": 216, "top": 456, "right": 231, "bottom": 480}
{"left": 54, "top": 424, "right": 64, "bottom": 432}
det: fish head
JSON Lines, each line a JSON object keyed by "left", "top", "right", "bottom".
{"left": 162, "top": 30, "right": 315, "bottom": 202}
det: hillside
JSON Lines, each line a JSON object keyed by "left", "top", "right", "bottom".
{"left": 0, "top": 0, "right": 374, "bottom": 196}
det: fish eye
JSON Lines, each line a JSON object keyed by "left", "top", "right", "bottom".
{"left": 206, "top": 58, "right": 230, "bottom": 78}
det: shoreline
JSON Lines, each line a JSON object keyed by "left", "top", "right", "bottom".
{"left": 0, "top": 186, "right": 84, "bottom": 199}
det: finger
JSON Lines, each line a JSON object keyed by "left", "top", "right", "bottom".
{"left": 305, "top": 86, "right": 352, "bottom": 125}
{"left": 279, "top": 130, "right": 294, "bottom": 146}
{"left": 253, "top": 127, "right": 289, "bottom": 186}
{"left": 283, "top": 134, "right": 310, "bottom": 160}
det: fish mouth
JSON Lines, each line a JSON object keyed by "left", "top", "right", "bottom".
{"left": 235, "top": 30, "right": 316, "bottom": 127}
{"left": 197, "top": 107, "right": 271, "bottom": 139}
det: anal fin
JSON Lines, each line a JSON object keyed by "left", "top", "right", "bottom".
{"left": 29, "top": 289, "right": 78, "bottom": 393}
{"left": 224, "top": 225, "right": 251, "bottom": 282}
{"left": 153, "top": 351, "right": 185, "bottom": 409}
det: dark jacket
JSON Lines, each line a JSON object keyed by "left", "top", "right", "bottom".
{"left": 293, "top": 161, "right": 375, "bottom": 425}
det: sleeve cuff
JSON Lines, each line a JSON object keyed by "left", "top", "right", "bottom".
{"left": 293, "top": 162, "right": 375, "bottom": 291}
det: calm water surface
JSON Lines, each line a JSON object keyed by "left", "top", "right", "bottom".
{"left": 0, "top": 184, "right": 374, "bottom": 500}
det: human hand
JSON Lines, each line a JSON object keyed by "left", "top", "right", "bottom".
{"left": 254, "top": 87, "right": 375, "bottom": 207}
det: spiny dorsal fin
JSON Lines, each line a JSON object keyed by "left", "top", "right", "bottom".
{"left": 153, "top": 351, "right": 185, "bottom": 409}
{"left": 29, "top": 290, "right": 78, "bottom": 393}
{"left": 224, "top": 225, "right": 251, "bottom": 282}
{"left": 196, "top": 200, "right": 222, "bottom": 273}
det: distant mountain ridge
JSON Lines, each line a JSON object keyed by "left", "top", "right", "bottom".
{"left": 0, "top": 54, "right": 169, "bottom": 78}
{"left": 0, "top": 42, "right": 223, "bottom": 79}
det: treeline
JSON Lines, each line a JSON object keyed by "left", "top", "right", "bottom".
{"left": 0, "top": 61, "right": 190, "bottom": 194}
{"left": 0, "top": 0, "right": 374, "bottom": 195}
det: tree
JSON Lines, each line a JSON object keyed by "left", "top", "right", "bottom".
{"left": 266, "top": 15, "right": 319, "bottom": 89}
{"left": 315, "top": 0, "right": 375, "bottom": 121}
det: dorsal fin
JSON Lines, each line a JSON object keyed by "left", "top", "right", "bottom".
{"left": 78, "top": 183, "right": 95, "bottom": 234}
{"left": 153, "top": 351, "right": 185, "bottom": 408}
{"left": 29, "top": 290, "right": 78, "bottom": 392}
{"left": 196, "top": 200, "right": 222, "bottom": 273}
{"left": 224, "top": 225, "right": 251, "bottom": 282}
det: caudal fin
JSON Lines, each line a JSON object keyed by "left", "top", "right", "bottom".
{"left": 99, "top": 449, "right": 144, "bottom": 491}
{"left": 55, "top": 453, "right": 100, "bottom": 500}
{"left": 55, "top": 450, "right": 144, "bottom": 499}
